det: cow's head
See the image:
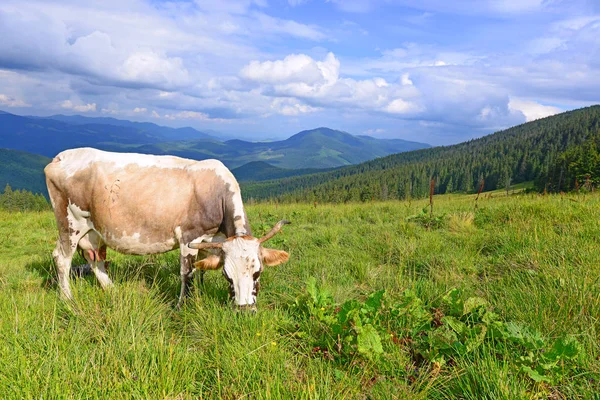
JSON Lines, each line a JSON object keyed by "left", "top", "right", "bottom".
{"left": 189, "top": 220, "right": 290, "bottom": 310}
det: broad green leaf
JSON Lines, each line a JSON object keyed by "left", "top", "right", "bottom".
{"left": 442, "top": 316, "right": 466, "bottom": 335}
{"left": 463, "top": 296, "right": 488, "bottom": 316}
{"left": 364, "top": 290, "right": 385, "bottom": 313}
{"left": 357, "top": 324, "right": 383, "bottom": 358}
{"left": 521, "top": 366, "right": 551, "bottom": 383}
{"left": 442, "top": 288, "right": 464, "bottom": 316}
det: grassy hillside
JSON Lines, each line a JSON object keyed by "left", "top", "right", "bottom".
{"left": 242, "top": 105, "right": 600, "bottom": 202}
{"left": 0, "top": 148, "right": 50, "bottom": 195}
{"left": 1, "top": 192, "right": 598, "bottom": 398}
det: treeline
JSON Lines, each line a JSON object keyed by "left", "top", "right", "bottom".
{"left": 0, "top": 184, "right": 50, "bottom": 212}
{"left": 545, "top": 132, "right": 600, "bottom": 192}
{"left": 242, "top": 105, "right": 600, "bottom": 203}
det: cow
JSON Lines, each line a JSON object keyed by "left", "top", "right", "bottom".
{"left": 44, "top": 147, "right": 289, "bottom": 309}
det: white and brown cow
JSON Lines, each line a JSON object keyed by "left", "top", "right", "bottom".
{"left": 44, "top": 147, "right": 289, "bottom": 308}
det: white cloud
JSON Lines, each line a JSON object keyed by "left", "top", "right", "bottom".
{"left": 508, "top": 98, "right": 562, "bottom": 122}
{"left": 61, "top": 100, "right": 97, "bottom": 112}
{"left": 151, "top": 110, "right": 161, "bottom": 118}
{"left": 242, "top": 52, "right": 421, "bottom": 117}
{"left": 118, "top": 50, "right": 189, "bottom": 87}
{"left": 0, "top": 93, "right": 30, "bottom": 107}
{"left": 133, "top": 107, "right": 147, "bottom": 113}
{"left": 271, "top": 98, "right": 322, "bottom": 115}
{"left": 385, "top": 98, "right": 420, "bottom": 114}
{"left": 401, "top": 73, "right": 413, "bottom": 86}
{"left": 164, "top": 111, "right": 210, "bottom": 120}
{"left": 241, "top": 53, "right": 338, "bottom": 85}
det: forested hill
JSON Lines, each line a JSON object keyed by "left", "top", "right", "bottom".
{"left": 0, "top": 148, "right": 51, "bottom": 196}
{"left": 242, "top": 105, "right": 600, "bottom": 202}
{"left": 231, "top": 161, "right": 336, "bottom": 182}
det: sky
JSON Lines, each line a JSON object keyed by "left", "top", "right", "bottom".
{"left": 0, "top": 0, "right": 599, "bottom": 145}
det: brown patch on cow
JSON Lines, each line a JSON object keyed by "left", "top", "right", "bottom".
{"left": 260, "top": 248, "right": 289, "bottom": 266}
{"left": 194, "top": 254, "right": 222, "bottom": 270}
{"left": 98, "top": 246, "right": 107, "bottom": 261}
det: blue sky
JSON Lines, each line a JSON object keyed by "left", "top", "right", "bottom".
{"left": 0, "top": 0, "right": 599, "bottom": 145}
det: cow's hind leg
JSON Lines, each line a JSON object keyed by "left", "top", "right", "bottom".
{"left": 47, "top": 184, "right": 93, "bottom": 299}
{"left": 52, "top": 223, "right": 92, "bottom": 299}
{"left": 53, "top": 240, "right": 75, "bottom": 300}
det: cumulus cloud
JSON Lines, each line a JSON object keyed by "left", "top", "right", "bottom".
{"left": 271, "top": 98, "right": 322, "bottom": 115}
{"left": 508, "top": 98, "right": 562, "bottom": 122}
{"left": 0, "top": 93, "right": 30, "bottom": 107}
{"left": 133, "top": 107, "right": 147, "bottom": 113}
{"left": 241, "top": 52, "right": 422, "bottom": 117}
{"left": 61, "top": 100, "right": 97, "bottom": 112}
{"left": 241, "top": 53, "right": 338, "bottom": 85}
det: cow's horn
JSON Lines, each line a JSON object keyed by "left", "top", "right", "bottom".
{"left": 258, "top": 220, "right": 291, "bottom": 243}
{"left": 188, "top": 242, "right": 223, "bottom": 250}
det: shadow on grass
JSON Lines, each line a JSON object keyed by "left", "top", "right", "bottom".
{"left": 25, "top": 252, "right": 230, "bottom": 308}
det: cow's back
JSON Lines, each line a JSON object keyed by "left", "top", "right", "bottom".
{"left": 45, "top": 148, "right": 233, "bottom": 254}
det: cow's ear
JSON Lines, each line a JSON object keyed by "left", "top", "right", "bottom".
{"left": 260, "top": 247, "right": 289, "bottom": 266}
{"left": 194, "top": 254, "right": 223, "bottom": 270}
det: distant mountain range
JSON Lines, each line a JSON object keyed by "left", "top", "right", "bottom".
{"left": 0, "top": 111, "right": 430, "bottom": 170}
{"left": 0, "top": 110, "right": 430, "bottom": 195}
{"left": 42, "top": 114, "right": 217, "bottom": 141}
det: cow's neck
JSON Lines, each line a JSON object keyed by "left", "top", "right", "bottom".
{"left": 223, "top": 187, "right": 251, "bottom": 237}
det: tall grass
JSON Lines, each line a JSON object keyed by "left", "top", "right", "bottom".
{"left": 0, "top": 192, "right": 599, "bottom": 398}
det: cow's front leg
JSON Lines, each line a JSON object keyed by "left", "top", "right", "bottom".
{"left": 177, "top": 253, "right": 194, "bottom": 308}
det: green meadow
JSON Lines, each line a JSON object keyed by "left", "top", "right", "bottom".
{"left": 1, "top": 192, "right": 599, "bottom": 399}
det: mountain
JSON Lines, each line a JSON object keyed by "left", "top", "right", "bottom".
{"left": 140, "top": 128, "right": 430, "bottom": 169}
{"left": 44, "top": 114, "right": 216, "bottom": 141}
{"left": 0, "top": 112, "right": 170, "bottom": 157}
{"left": 241, "top": 105, "right": 600, "bottom": 202}
{"left": 0, "top": 148, "right": 51, "bottom": 196}
{"left": 0, "top": 111, "right": 430, "bottom": 169}
{"left": 231, "top": 161, "right": 336, "bottom": 182}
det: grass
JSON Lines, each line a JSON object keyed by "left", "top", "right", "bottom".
{"left": 0, "top": 192, "right": 599, "bottom": 398}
